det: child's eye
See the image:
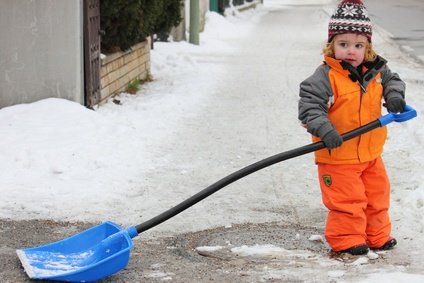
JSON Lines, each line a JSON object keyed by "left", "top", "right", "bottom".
{"left": 355, "top": 43, "right": 364, "bottom": 48}
{"left": 339, "top": 42, "right": 348, "bottom": 48}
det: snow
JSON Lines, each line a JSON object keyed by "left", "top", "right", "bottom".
{"left": 308, "top": 234, "right": 324, "bottom": 242}
{"left": 231, "top": 244, "right": 316, "bottom": 259}
{"left": 196, "top": 246, "right": 224, "bottom": 252}
{"left": 357, "top": 272, "right": 424, "bottom": 283}
{"left": 1, "top": 0, "right": 424, "bottom": 282}
{"left": 17, "top": 249, "right": 95, "bottom": 278}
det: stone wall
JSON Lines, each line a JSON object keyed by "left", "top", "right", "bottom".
{"left": 100, "top": 40, "right": 150, "bottom": 102}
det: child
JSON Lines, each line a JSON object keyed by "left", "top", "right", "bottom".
{"left": 298, "top": 0, "right": 406, "bottom": 255}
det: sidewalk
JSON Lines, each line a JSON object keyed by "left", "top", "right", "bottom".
{"left": 1, "top": 1, "right": 424, "bottom": 282}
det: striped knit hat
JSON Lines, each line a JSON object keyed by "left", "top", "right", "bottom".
{"left": 328, "top": 0, "right": 372, "bottom": 42}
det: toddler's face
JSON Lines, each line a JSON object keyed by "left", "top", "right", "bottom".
{"left": 333, "top": 33, "right": 368, "bottom": 67}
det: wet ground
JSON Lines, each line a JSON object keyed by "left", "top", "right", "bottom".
{"left": 366, "top": 0, "right": 424, "bottom": 63}
{"left": 0, "top": 218, "right": 327, "bottom": 282}
{"left": 1, "top": 218, "right": 419, "bottom": 283}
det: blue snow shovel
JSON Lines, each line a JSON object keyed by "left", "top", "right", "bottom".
{"left": 17, "top": 105, "right": 417, "bottom": 282}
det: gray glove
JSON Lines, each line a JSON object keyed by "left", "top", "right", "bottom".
{"left": 321, "top": 129, "right": 343, "bottom": 149}
{"left": 385, "top": 97, "right": 406, "bottom": 113}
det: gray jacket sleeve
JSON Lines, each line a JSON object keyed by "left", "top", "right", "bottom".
{"left": 298, "top": 65, "right": 335, "bottom": 138}
{"left": 380, "top": 65, "right": 406, "bottom": 102}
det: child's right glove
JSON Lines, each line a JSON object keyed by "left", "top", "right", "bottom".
{"left": 321, "top": 128, "right": 343, "bottom": 149}
{"left": 385, "top": 96, "right": 406, "bottom": 113}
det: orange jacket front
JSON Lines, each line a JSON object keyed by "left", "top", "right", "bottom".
{"left": 298, "top": 55, "right": 405, "bottom": 164}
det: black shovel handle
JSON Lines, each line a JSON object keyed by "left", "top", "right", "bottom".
{"left": 135, "top": 106, "right": 417, "bottom": 234}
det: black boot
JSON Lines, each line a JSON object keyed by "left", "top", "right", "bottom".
{"left": 339, "top": 244, "right": 369, "bottom": 255}
{"left": 374, "top": 237, "right": 397, "bottom": 250}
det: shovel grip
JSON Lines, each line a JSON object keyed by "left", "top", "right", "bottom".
{"left": 379, "top": 105, "right": 417, "bottom": 126}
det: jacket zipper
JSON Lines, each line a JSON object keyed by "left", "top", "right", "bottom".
{"left": 357, "top": 83, "right": 366, "bottom": 161}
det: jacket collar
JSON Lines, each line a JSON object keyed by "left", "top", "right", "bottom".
{"left": 324, "top": 55, "right": 387, "bottom": 90}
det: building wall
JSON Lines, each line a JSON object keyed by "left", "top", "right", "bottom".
{"left": 0, "top": 0, "right": 84, "bottom": 108}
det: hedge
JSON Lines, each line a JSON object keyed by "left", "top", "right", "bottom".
{"left": 100, "top": 0, "right": 183, "bottom": 53}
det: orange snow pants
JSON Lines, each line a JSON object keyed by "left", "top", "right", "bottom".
{"left": 317, "top": 157, "right": 391, "bottom": 251}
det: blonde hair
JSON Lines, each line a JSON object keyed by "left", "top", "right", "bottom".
{"left": 322, "top": 39, "right": 377, "bottom": 62}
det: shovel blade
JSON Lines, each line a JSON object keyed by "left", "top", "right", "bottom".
{"left": 16, "top": 221, "right": 135, "bottom": 282}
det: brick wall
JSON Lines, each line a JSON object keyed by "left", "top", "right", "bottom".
{"left": 100, "top": 40, "right": 150, "bottom": 103}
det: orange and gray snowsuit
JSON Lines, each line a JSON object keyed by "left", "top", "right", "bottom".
{"left": 298, "top": 55, "right": 405, "bottom": 251}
